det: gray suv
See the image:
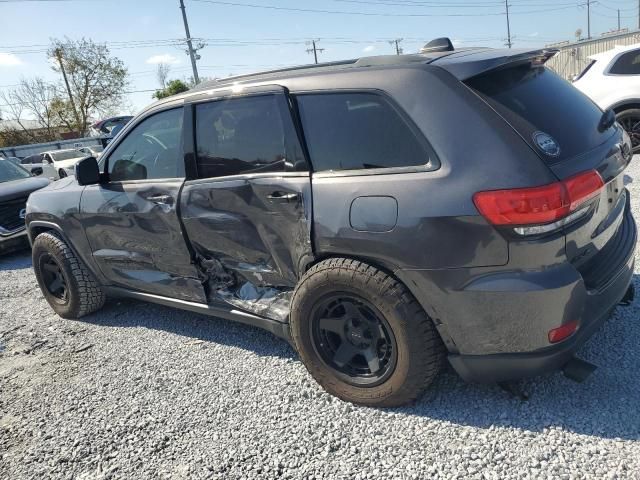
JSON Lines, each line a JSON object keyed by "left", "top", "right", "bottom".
{"left": 26, "top": 44, "right": 636, "bottom": 406}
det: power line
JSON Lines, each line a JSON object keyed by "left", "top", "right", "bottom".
{"left": 0, "top": 89, "right": 157, "bottom": 109}
{"left": 189, "top": 0, "right": 506, "bottom": 16}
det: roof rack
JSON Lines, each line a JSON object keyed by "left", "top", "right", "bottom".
{"left": 193, "top": 59, "right": 358, "bottom": 90}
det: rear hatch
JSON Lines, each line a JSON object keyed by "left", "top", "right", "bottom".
{"left": 456, "top": 53, "right": 633, "bottom": 286}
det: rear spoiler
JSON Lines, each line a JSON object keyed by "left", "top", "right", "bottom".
{"left": 431, "top": 48, "right": 559, "bottom": 81}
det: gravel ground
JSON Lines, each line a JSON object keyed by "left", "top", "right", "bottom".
{"left": 2, "top": 164, "right": 640, "bottom": 480}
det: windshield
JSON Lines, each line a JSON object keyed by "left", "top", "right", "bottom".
{"left": 0, "top": 160, "right": 31, "bottom": 183}
{"left": 51, "top": 150, "right": 83, "bottom": 161}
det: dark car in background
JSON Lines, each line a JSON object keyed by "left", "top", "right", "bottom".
{"left": 89, "top": 116, "right": 133, "bottom": 137}
{"left": 0, "top": 160, "right": 49, "bottom": 253}
{"left": 25, "top": 44, "right": 636, "bottom": 406}
{"left": 20, "top": 154, "right": 51, "bottom": 178}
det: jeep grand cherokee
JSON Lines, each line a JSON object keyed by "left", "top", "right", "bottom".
{"left": 26, "top": 44, "right": 636, "bottom": 406}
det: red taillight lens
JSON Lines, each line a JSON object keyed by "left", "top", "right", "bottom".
{"left": 473, "top": 170, "right": 604, "bottom": 226}
{"left": 564, "top": 170, "right": 605, "bottom": 211}
{"left": 548, "top": 320, "right": 579, "bottom": 343}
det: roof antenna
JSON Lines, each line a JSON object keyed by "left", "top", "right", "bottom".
{"left": 420, "top": 37, "right": 455, "bottom": 54}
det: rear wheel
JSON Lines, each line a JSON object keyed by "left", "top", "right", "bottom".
{"left": 616, "top": 109, "right": 640, "bottom": 153}
{"left": 290, "top": 258, "right": 445, "bottom": 407}
{"left": 58, "top": 169, "right": 67, "bottom": 178}
{"left": 32, "top": 232, "right": 105, "bottom": 319}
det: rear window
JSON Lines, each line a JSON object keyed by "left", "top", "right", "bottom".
{"left": 466, "top": 65, "right": 612, "bottom": 162}
{"left": 296, "top": 93, "right": 431, "bottom": 172}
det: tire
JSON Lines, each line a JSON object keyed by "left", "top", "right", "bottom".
{"left": 32, "top": 232, "right": 105, "bottom": 319}
{"left": 615, "top": 108, "right": 640, "bottom": 153}
{"left": 58, "top": 169, "right": 67, "bottom": 178}
{"left": 290, "top": 258, "right": 445, "bottom": 407}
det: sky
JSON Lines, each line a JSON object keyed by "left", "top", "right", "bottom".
{"left": 1, "top": 0, "right": 639, "bottom": 116}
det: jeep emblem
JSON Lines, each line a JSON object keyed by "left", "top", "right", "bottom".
{"left": 532, "top": 131, "right": 561, "bottom": 157}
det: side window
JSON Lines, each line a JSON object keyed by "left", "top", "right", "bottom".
{"left": 107, "top": 108, "right": 184, "bottom": 182}
{"left": 194, "top": 94, "right": 305, "bottom": 179}
{"left": 42, "top": 155, "right": 51, "bottom": 164}
{"left": 609, "top": 50, "right": 640, "bottom": 75}
{"left": 296, "top": 92, "right": 430, "bottom": 172}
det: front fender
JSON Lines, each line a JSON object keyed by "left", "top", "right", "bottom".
{"left": 26, "top": 181, "right": 108, "bottom": 286}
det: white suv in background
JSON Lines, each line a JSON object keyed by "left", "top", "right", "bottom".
{"left": 41, "top": 149, "right": 88, "bottom": 179}
{"left": 573, "top": 43, "right": 640, "bottom": 152}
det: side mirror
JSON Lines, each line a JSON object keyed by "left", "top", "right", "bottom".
{"left": 75, "top": 156, "right": 100, "bottom": 186}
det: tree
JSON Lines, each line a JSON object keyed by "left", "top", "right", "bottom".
{"left": 48, "top": 38, "right": 129, "bottom": 136}
{"left": 0, "top": 77, "right": 59, "bottom": 144}
{"left": 153, "top": 79, "right": 190, "bottom": 100}
{"left": 156, "top": 63, "right": 171, "bottom": 88}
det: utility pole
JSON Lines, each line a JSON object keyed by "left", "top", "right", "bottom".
{"left": 389, "top": 38, "right": 403, "bottom": 55}
{"left": 618, "top": 9, "right": 621, "bottom": 31}
{"left": 587, "top": 0, "right": 591, "bottom": 39}
{"left": 53, "top": 47, "right": 82, "bottom": 134}
{"left": 505, "top": 0, "right": 512, "bottom": 48}
{"left": 306, "top": 39, "right": 324, "bottom": 64}
{"left": 179, "top": 0, "right": 200, "bottom": 85}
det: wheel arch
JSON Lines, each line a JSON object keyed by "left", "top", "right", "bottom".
{"left": 27, "top": 220, "right": 68, "bottom": 246}
{"left": 27, "top": 221, "right": 106, "bottom": 286}
{"left": 301, "top": 253, "right": 458, "bottom": 353}
{"left": 611, "top": 100, "right": 640, "bottom": 114}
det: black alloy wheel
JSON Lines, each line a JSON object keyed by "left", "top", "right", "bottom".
{"left": 311, "top": 294, "right": 397, "bottom": 387}
{"left": 617, "top": 111, "right": 640, "bottom": 153}
{"left": 38, "top": 252, "right": 69, "bottom": 304}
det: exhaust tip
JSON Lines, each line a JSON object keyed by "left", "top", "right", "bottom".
{"left": 562, "top": 356, "right": 597, "bottom": 383}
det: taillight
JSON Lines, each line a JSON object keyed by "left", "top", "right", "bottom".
{"left": 473, "top": 170, "right": 604, "bottom": 231}
{"left": 548, "top": 320, "right": 579, "bottom": 343}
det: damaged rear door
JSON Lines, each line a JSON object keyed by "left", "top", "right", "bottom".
{"left": 180, "top": 86, "right": 313, "bottom": 321}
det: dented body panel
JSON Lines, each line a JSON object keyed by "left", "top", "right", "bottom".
{"left": 79, "top": 179, "right": 206, "bottom": 302}
{"left": 181, "top": 173, "right": 313, "bottom": 287}
{"left": 180, "top": 172, "right": 313, "bottom": 319}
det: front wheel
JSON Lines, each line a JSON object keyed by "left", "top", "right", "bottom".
{"left": 32, "top": 232, "right": 105, "bottom": 319}
{"left": 616, "top": 108, "right": 640, "bottom": 153}
{"left": 290, "top": 258, "right": 445, "bottom": 407}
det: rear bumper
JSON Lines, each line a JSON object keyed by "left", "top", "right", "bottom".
{"left": 399, "top": 199, "right": 636, "bottom": 384}
{"left": 449, "top": 252, "right": 634, "bottom": 383}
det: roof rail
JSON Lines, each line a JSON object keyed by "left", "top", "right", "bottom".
{"left": 193, "top": 59, "right": 358, "bottom": 90}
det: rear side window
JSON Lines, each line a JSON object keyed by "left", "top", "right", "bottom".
{"left": 195, "top": 95, "right": 306, "bottom": 178}
{"left": 609, "top": 50, "right": 640, "bottom": 75}
{"left": 296, "top": 93, "right": 430, "bottom": 172}
{"left": 466, "top": 65, "right": 611, "bottom": 162}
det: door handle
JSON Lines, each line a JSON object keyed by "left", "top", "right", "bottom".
{"left": 147, "top": 194, "right": 174, "bottom": 205}
{"left": 267, "top": 191, "right": 299, "bottom": 203}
